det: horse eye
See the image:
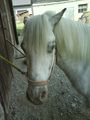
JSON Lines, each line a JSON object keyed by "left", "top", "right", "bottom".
{"left": 47, "top": 44, "right": 55, "bottom": 53}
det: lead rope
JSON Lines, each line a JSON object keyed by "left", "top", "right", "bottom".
{"left": 0, "top": 54, "right": 49, "bottom": 86}
{"left": 0, "top": 54, "right": 26, "bottom": 75}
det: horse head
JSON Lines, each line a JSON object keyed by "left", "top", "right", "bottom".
{"left": 21, "top": 8, "right": 66, "bottom": 105}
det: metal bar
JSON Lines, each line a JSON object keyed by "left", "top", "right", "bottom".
{"left": 15, "top": 56, "right": 25, "bottom": 59}
{"left": 6, "top": 39, "right": 25, "bottom": 56}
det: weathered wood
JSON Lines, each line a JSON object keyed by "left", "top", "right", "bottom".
{"left": 0, "top": 0, "right": 17, "bottom": 119}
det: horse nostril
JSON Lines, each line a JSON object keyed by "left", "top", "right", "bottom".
{"left": 41, "top": 91, "right": 47, "bottom": 98}
{"left": 26, "top": 91, "right": 30, "bottom": 101}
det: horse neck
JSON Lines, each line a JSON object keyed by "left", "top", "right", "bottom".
{"left": 56, "top": 49, "right": 90, "bottom": 95}
{"left": 56, "top": 50, "right": 71, "bottom": 74}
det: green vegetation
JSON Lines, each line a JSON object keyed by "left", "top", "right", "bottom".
{"left": 16, "top": 21, "right": 24, "bottom": 30}
{"left": 16, "top": 21, "right": 24, "bottom": 36}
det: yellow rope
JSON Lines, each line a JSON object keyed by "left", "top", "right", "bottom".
{"left": 0, "top": 54, "right": 26, "bottom": 75}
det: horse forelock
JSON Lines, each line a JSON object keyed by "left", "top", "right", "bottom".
{"left": 54, "top": 18, "right": 90, "bottom": 63}
{"left": 24, "top": 13, "right": 54, "bottom": 55}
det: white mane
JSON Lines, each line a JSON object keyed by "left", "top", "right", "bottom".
{"left": 23, "top": 11, "right": 90, "bottom": 63}
{"left": 54, "top": 18, "right": 90, "bottom": 63}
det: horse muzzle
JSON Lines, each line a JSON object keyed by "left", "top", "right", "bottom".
{"left": 26, "top": 80, "right": 48, "bottom": 105}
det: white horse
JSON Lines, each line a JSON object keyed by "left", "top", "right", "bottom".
{"left": 21, "top": 8, "right": 90, "bottom": 106}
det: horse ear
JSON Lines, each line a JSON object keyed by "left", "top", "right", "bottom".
{"left": 50, "top": 8, "right": 66, "bottom": 27}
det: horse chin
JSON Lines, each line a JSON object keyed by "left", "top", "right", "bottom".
{"left": 26, "top": 87, "right": 48, "bottom": 105}
{"left": 26, "top": 91, "right": 43, "bottom": 105}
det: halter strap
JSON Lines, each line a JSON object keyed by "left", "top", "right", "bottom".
{"left": 28, "top": 79, "right": 48, "bottom": 86}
